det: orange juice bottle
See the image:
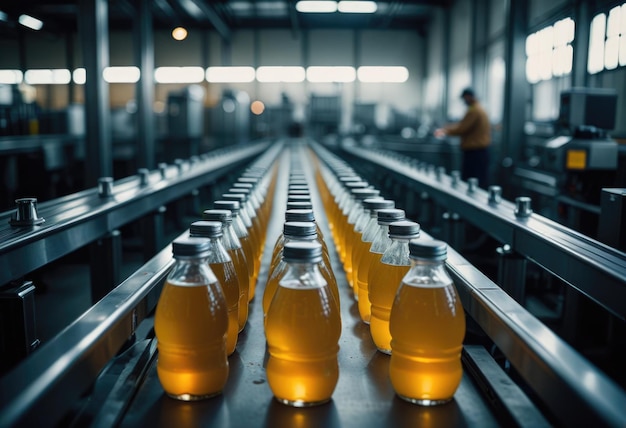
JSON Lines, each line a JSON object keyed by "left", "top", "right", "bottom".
{"left": 154, "top": 236, "right": 229, "bottom": 400}
{"left": 362, "top": 208, "right": 405, "bottom": 323}
{"left": 222, "top": 193, "right": 261, "bottom": 272}
{"left": 189, "top": 220, "right": 240, "bottom": 355}
{"left": 265, "top": 241, "right": 341, "bottom": 406}
{"left": 353, "top": 200, "right": 395, "bottom": 322}
{"left": 344, "top": 188, "right": 381, "bottom": 293}
{"left": 264, "top": 221, "right": 339, "bottom": 317}
{"left": 389, "top": 239, "right": 466, "bottom": 405}
{"left": 369, "top": 220, "right": 420, "bottom": 354}
{"left": 213, "top": 200, "right": 257, "bottom": 297}
{"left": 202, "top": 210, "right": 250, "bottom": 331}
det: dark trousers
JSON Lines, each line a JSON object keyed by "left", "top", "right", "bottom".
{"left": 462, "top": 148, "right": 490, "bottom": 188}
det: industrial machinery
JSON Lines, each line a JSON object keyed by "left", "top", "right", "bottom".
{"left": 514, "top": 87, "right": 621, "bottom": 236}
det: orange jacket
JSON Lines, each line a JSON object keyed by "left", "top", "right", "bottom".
{"left": 445, "top": 102, "right": 491, "bottom": 151}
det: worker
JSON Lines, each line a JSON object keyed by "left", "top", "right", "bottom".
{"left": 435, "top": 88, "right": 491, "bottom": 187}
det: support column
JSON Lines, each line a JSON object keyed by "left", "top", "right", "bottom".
{"left": 134, "top": 0, "right": 155, "bottom": 170}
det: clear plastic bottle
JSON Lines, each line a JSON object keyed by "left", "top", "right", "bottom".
{"left": 369, "top": 220, "right": 420, "bottom": 354}
{"left": 263, "top": 221, "right": 339, "bottom": 317}
{"left": 389, "top": 239, "right": 466, "bottom": 405}
{"left": 189, "top": 220, "right": 240, "bottom": 355}
{"left": 201, "top": 210, "right": 249, "bottom": 331}
{"left": 353, "top": 200, "right": 396, "bottom": 322}
{"left": 154, "top": 236, "right": 229, "bottom": 400}
{"left": 212, "top": 200, "right": 257, "bottom": 297}
{"left": 265, "top": 241, "right": 341, "bottom": 407}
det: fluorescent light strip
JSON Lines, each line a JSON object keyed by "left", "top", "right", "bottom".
{"left": 0, "top": 69, "right": 23, "bottom": 84}
{"left": 295, "top": 1, "right": 337, "bottom": 13}
{"left": 256, "top": 66, "right": 305, "bottom": 83}
{"left": 206, "top": 66, "right": 255, "bottom": 83}
{"left": 155, "top": 66, "right": 204, "bottom": 83}
{"left": 103, "top": 66, "right": 141, "bottom": 83}
{"left": 337, "top": 1, "right": 377, "bottom": 13}
{"left": 306, "top": 66, "right": 356, "bottom": 82}
{"left": 73, "top": 68, "right": 86, "bottom": 84}
{"left": 24, "top": 69, "right": 71, "bottom": 84}
{"left": 18, "top": 14, "right": 43, "bottom": 31}
{"left": 357, "top": 66, "right": 409, "bottom": 82}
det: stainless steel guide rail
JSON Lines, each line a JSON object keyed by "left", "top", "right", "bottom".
{"left": 337, "top": 143, "right": 626, "bottom": 321}
{"left": 0, "top": 141, "right": 275, "bottom": 288}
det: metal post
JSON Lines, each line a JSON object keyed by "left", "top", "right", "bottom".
{"left": 89, "top": 230, "right": 122, "bottom": 303}
{"left": 140, "top": 206, "right": 167, "bottom": 261}
{"left": 497, "top": 245, "right": 527, "bottom": 304}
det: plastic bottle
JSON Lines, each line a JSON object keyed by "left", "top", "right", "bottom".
{"left": 389, "top": 239, "right": 466, "bottom": 405}
{"left": 201, "top": 210, "right": 249, "bottom": 331}
{"left": 353, "top": 199, "right": 395, "bottom": 322}
{"left": 212, "top": 200, "right": 256, "bottom": 295}
{"left": 189, "top": 220, "right": 240, "bottom": 355}
{"left": 369, "top": 220, "right": 420, "bottom": 354}
{"left": 263, "top": 221, "right": 339, "bottom": 317}
{"left": 154, "top": 236, "right": 229, "bottom": 400}
{"left": 265, "top": 241, "right": 341, "bottom": 407}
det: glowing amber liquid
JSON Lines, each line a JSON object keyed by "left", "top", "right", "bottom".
{"left": 369, "top": 262, "right": 410, "bottom": 354}
{"left": 210, "top": 261, "right": 240, "bottom": 355}
{"left": 226, "top": 247, "right": 249, "bottom": 331}
{"left": 356, "top": 245, "right": 376, "bottom": 323}
{"left": 238, "top": 235, "right": 257, "bottom": 297}
{"left": 389, "top": 282, "right": 465, "bottom": 404}
{"left": 155, "top": 281, "right": 229, "bottom": 400}
{"left": 265, "top": 285, "right": 341, "bottom": 406}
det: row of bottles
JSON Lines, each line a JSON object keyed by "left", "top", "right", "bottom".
{"left": 312, "top": 147, "right": 466, "bottom": 406}
{"left": 262, "top": 154, "right": 341, "bottom": 406}
{"left": 154, "top": 157, "right": 279, "bottom": 400}
{"left": 150, "top": 141, "right": 465, "bottom": 407}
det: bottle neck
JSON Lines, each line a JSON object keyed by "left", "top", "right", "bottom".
{"left": 280, "top": 260, "right": 326, "bottom": 289}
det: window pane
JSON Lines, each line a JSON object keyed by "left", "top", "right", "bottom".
{"left": 607, "top": 5, "right": 621, "bottom": 37}
{"left": 588, "top": 13, "right": 606, "bottom": 73}
{"left": 605, "top": 36, "right": 619, "bottom": 69}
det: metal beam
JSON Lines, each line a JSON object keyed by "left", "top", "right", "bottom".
{"left": 183, "top": 0, "right": 231, "bottom": 40}
{"left": 79, "top": 0, "right": 113, "bottom": 187}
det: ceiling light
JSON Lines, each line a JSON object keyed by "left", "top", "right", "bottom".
{"left": 206, "top": 66, "right": 255, "bottom": 83}
{"left": 338, "top": 1, "right": 377, "bottom": 13}
{"left": 18, "top": 14, "right": 43, "bottom": 31}
{"left": 295, "top": 1, "right": 338, "bottom": 13}
{"left": 155, "top": 66, "right": 205, "bottom": 84}
{"left": 251, "top": 100, "right": 265, "bottom": 115}
{"left": 24, "top": 69, "right": 71, "bottom": 85}
{"left": 0, "top": 10, "right": 8, "bottom": 22}
{"left": 172, "top": 27, "right": 188, "bottom": 41}
{"left": 103, "top": 66, "right": 141, "bottom": 83}
{"left": 0, "top": 70, "right": 23, "bottom": 85}
{"left": 256, "top": 66, "right": 305, "bottom": 83}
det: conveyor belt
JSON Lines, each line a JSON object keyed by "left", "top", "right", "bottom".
{"left": 0, "top": 140, "right": 624, "bottom": 427}
{"left": 337, "top": 143, "right": 626, "bottom": 322}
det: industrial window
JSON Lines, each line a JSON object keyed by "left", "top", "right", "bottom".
{"left": 525, "top": 17, "right": 575, "bottom": 84}
{"left": 587, "top": 3, "right": 626, "bottom": 74}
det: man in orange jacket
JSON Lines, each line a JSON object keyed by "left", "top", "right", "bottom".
{"left": 435, "top": 88, "right": 491, "bottom": 187}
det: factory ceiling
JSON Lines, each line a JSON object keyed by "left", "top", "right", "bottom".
{"left": 0, "top": 1, "right": 448, "bottom": 40}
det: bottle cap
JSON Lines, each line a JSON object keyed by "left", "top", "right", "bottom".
{"left": 351, "top": 188, "right": 380, "bottom": 200}
{"left": 286, "top": 201, "right": 314, "bottom": 210}
{"left": 409, "top": 239, "right": 448, "bottom": 261}
{"left": 285, "top": 209, "right": 315, "bottom": 223}
{"left": 221, "top": 193, "right": 246, "bottom": 204}
{"left": 344, "top": 181, "right": 368, "bottom": 189}
{"left": 203, "top": 209, "right": 233, "bottom": 224}
{"left": 172, "top": 236, "right": 212, "bottom": 257}
{"left": 377, "top": 208, "right": 406, "bottom": 225}
{"left": 283, "top": 221, "right": 317, "bottom": 238}
{"left": 287, "top": 194, "right": 311, "bottom": 203}
{"left": 363, "top": 198, "right": 395, "bottom": 211}
{"left": 283, "top": 241, "right": 323, "bottom": 263}
{"left": 228, "top": 188, "right": 250, "bottom": 200}
{"left": 232, "top": 182, "right": 253, "bottom": 190}
{"left": 189, "top": 220, "right": 223, "bottom": 238}
{"left": 213, "top": 200, "right": 240, "bottom": 214}
{"left": 388, "top": 220, "right": 421, "bottom": 238}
